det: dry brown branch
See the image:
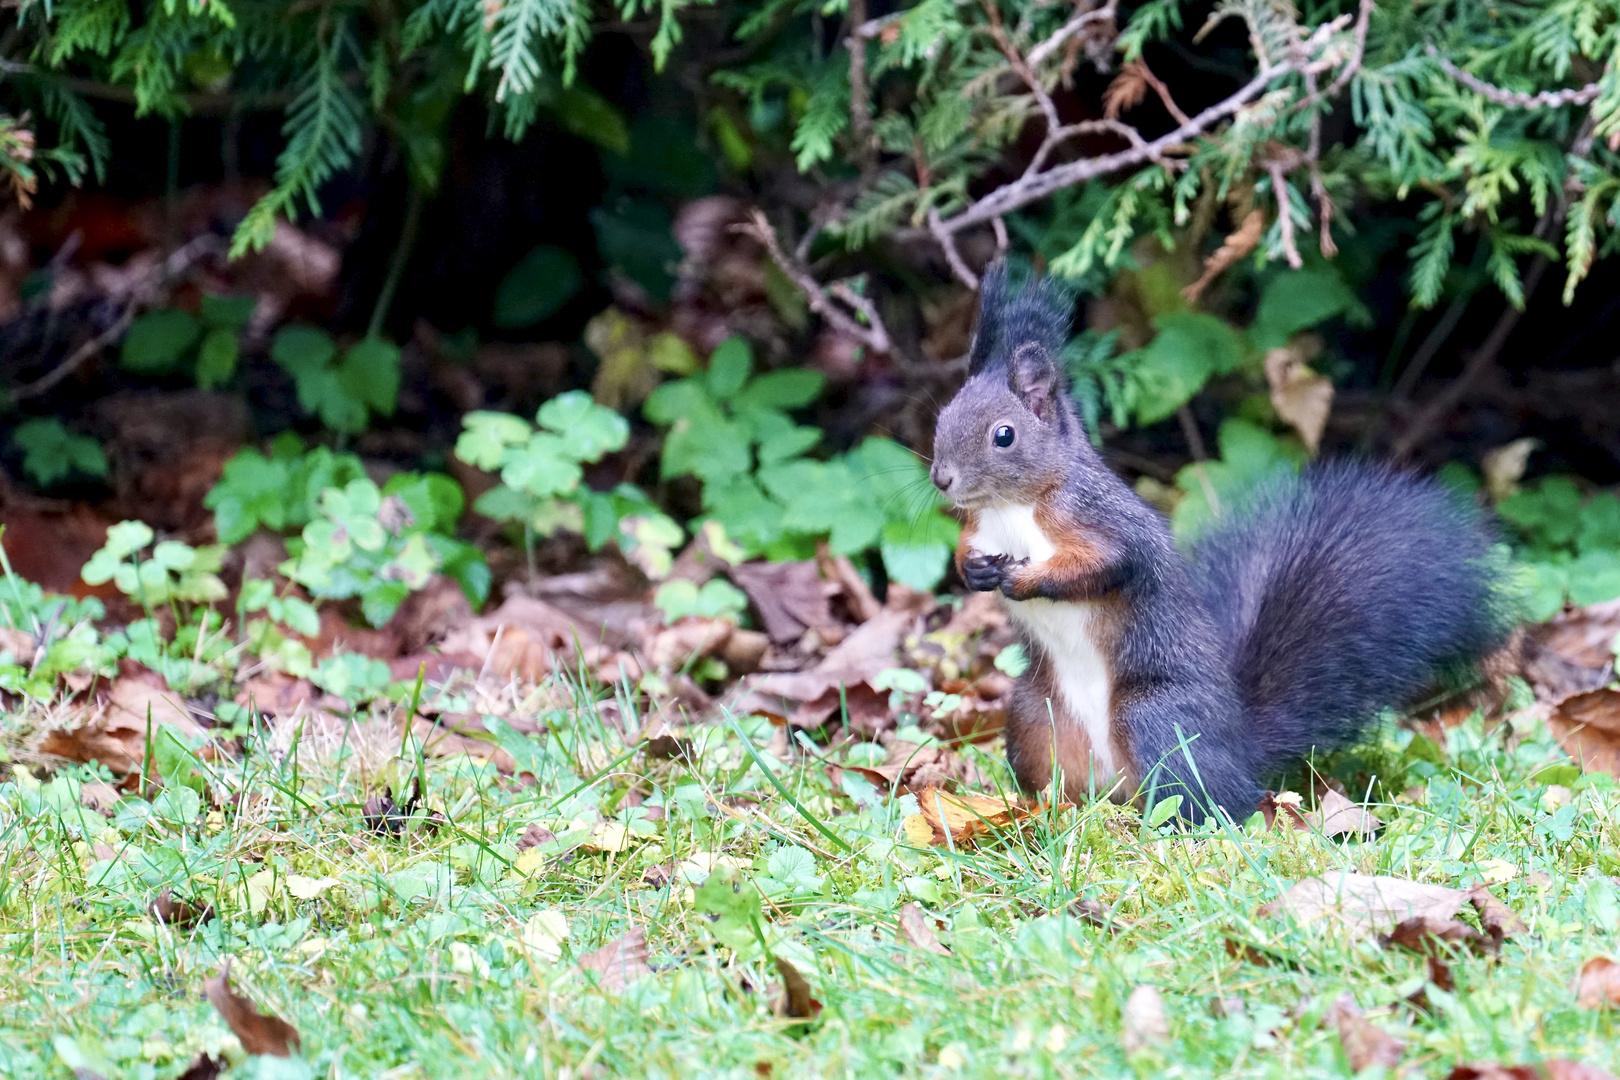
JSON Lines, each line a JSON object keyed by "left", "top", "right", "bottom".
{"left": 846, "top": 0, "right": 879, "bottom": 177}
{"left": 1266, "top": 159, "right": 1303, "bottom": 269}
{"left": 1026, "top": 3, "right": 1116, "bottom": 69}
{"left": 936, "top": 9, "right": 1357, "bottom": 237}
{"left": 1134, "top": 60, "right": 1192, "bottom": 126}
{"left": 1427, "top": 45, "right": 1602, "bottom": 109}
{"left": 979, "top": 0, "right": 1062, "bottom": 132}
{"left": 735, "top": 210, "right": 892, "bottom": 355}
{"left": 13, "top": 234, "right": 223, "bottom": 400}
{"left": 929, "top": 209, "right": 980, "bottom": 289}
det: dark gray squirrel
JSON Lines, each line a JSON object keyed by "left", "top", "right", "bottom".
{"left": 929, "top": 264, "right": 1512, "bottom": 824}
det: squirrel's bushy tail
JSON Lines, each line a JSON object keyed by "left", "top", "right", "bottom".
{"left": 1189, "top": 461, "right": 1511, "bottom": 774}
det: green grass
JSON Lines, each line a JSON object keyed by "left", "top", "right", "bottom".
{"left": 3, "top": 689, "right": 1619, "bottom": 1079}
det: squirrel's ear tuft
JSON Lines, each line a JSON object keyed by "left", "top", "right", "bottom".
{"left": 1009, "top": 342, "right": 1063, "bottom": 422}
{"left": 968, "top": 260, "right": 1074, "bottom": 376}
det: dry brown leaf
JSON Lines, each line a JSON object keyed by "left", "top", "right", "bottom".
{"left": 149, "top": 888, "right": 216, "bottom": 929}
{"left": 363, "top": 778, "right": 420, "bottom": 835}
{"left": 1120, "top": 985, "right": 1169, "bottom": 1054}
{"left": 1327, "top": 993, "right": 1404, "bottom": 1072}
{"left": 173, "top": 1053, "right": 226, "bottom": 1080}
{"left": 1380, "top": 914, "right": 1485, "bottom": 955}
{"left": 727, "top": 560, "right": 835, "bottom": 644}
{"left": 904, "top": 786, "right": 1040, "bottom": 847}
{"left": 405, "top": 715, "right": 518, "bottom": 774}
{"left": 1103, "top": 61, "right": 1150, "bottom": 120}
{"left": 771, "top": 957, "right": 823, "bottom": 1021}
{"left": 1262, "top": 872, "right": 1473, "bottom": 937}
{"left": 1448, "top": 1063, "right": 1620, "bottom": 1080}
{"left": 1576, "top": 956, "right": 1620, "bottom": 1009}
{"left": 741, "top": 586, "right": 934, "bottom": 728}
{"left": 1307, "top": 789, "right": 1382, "bottom": 839}
{"left": 39, "top": 671, "right": 210, "bottom": 776}
{"left": 897, "top": 902, "right": 951, "bottom": 955}
{"left": 579, "top": 926, "right": 652, "bottom": 991}
{"left": 1469, "top": 886, "right": 1529, "bottom": 944}
{"left": 1546, "top": 688, "right": 1620, "bottom": 778}
{"left": 1482, "top": 438, "right": 1539, "bottom": 503}
{"left": 79, "top": 780, "right": 122, "bottom": 816}
{"left": 646, "top": 617, "right": 734, "bottom": 669}
{"left": 516, "top": 823, "right": 557, "bottom": 851}
{"left": 1183, "top": 210, "right": 1265, "bottom": 302}
{"left": 1258, "top": 790, "right": 1308, "bottom": 830}
{"left": 203, "top": 962, "right": 301, "bottom": 1057}
{"left": 1264, "top": 343, "right": 1334, "bottom": 454}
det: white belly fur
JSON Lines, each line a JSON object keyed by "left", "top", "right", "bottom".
{"left": 973, "top": 503, "right": 1117, "bottom": 779}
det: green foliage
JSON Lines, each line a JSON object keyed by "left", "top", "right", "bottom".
{"left": 654, "top": 577, "right": 749, "bottom": 623}
{"left": 493, "top": 245, "right": 583, "bottom": 329}
{"left": 281, "top": 474, "right": 488, "bottom": 628}
{"left": 646, "top": 337, "right": 958, "bottom": 590}
{"left": 0, "top": 555, "right": 115, "bottom": 699}
{"left": 119, "top": 296, "right": 254, "bottom": 387}
{"left": 205, "top": 437, "right": 368, "bottom": 545}
{"left": 272, "top": 328, "right": 401, "bottom": 434}
{"left": 458, "top": 390, "right": 684, "bottom": 575}
{"left": 1169, "top": 420, "right": 1306, "bottom": 542}
{"left": 10, "top": 418, "right": 107, "bottom": 488}
{"left": 80, "top": 521, "right": 228, "bottom": 608}
{"left": 1499, "top": 477, "right": 1620, "bottom": 620}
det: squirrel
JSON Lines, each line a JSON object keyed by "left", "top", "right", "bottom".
{"left": 929, "top": 264, "right": 1511, "bottom": 823}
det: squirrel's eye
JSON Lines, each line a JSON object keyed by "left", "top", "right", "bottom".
{"left": 993, "top": 425, "right": 1015, "bottom": 448}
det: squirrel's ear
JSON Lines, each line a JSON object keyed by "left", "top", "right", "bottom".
{"left": 1009, "top": 343, "right": 1062, "bottom": 422}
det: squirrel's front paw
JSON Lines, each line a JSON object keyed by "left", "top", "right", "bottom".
{"left": 962, "top": 552, "right": 1010, "bottom": 592}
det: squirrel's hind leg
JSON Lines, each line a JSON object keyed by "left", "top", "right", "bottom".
{"left": 1005, "top": 658, "right": 1133, "bottom": 805}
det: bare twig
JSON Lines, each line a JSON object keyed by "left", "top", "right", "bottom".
{"left": 846, "top": 0, "right": 879, "bottom": 178}
{"left": 1176, "top": 405, "right": 1221, "bottom": 515}
{"left": 1026, "top": 3, "right": 1116, "bottom": 69}
{"left": 980, "top": 0, "right": 1062, "bottom": 132}
{"left": 1322, "top": 0, "right": 1375, "bottom": 99}
{"left": 736, "top": 211, "right": 891, "bottom": 355}
{"left": 1266, "top": 159, "right": 1303, "bottom": 269}
{"left": 1133, "top": 59, "right": 1192, "bottom": 126}
{"left": 937, "top": 10, "right": 1357, "bottom": 236}
{"left": 929, "top": 209, "right": 980, "bottom": 289}
{"left": 1426, "top": 45, "right": 1602, "bottom": 109}
{"left": 13, "top": 234, "right": 222, "bottom": 400}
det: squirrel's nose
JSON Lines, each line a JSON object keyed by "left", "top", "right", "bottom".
{"left": 931, "top": 463, "right": 955, "bottom": 492}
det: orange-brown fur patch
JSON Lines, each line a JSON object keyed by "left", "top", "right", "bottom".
{"left": 1005, "top": 603, "right": 1137, "bottom": 803}
{"left": 955, "top": 509, "right": 980, "bottom": 576}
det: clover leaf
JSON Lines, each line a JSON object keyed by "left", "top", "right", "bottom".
{"left": 537, "top": 390, "right": 630, "bottom": 460}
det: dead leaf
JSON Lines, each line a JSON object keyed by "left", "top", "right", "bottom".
{"left": 1120, "top": 985, "right": 1168, "bottom": 1054}
{"left": 741, "top": 586, "right": 934, "bottom": 728}
{"left": 148, "top": 888, "right": 216, "bottom": 929}
{"left": 174, "top": 1053, "right": 226, "bottom": 1080}
{"left": 1546, "top": 688, "right": 1620, "bottom": 777}
{"left": 905, "top": 786, "right": 1040, "bottom": 847}
{"left": 1183, "top": 209, "right": 1265, "bottom": 302}
{"left": 1327, "top": 993, "right": 1404, "bottom": 1072}
{"left": 646, "top": 617, "right": 733, "bottom": 669}
{"left": 1103, "top": 61, "right": 1150, "bottom": 120}
{"left": 1448, "top": 1064, "right": 1619, "bottom": 1080}
{"left": 727, "top": 560, "right": 835, "bottom": 644}
{"left": 1577, "top": 956, "right": 1620, "bottom": 1009}
{"left": 1264, "top": 342, "right": 1333, "bottom": 454}
{"left": 579, "top": 926, "right": 652, "bottom": 991}
{"left": 1262, "top": 872, "right": 1473, "bottom": 937}
{"left": 79, "top": 781, "right": 122, "bottom": 816}
{"left": 1425, "top": 953, "right": 1457, "bottom": 993}
{"left": 203, "top": 961, "right": 301, "bottom": 1057}
{"left": 516, "top": 823, "right": 556, "bottom": 851}
{"left": 771, "top": 957, "right": 822, "bottom": 1021}
{"left": 1258, "top": 790, "right": 1307, "bottom": 830}
{"left": 363, "top": 777, "right": 421, "bottom": 835}
{"left": 897, "top": 902, "right": 951, "bottom": 955}
{"left": 1307, "top": 789, "right": 1382, "bottom": 839}
{"left": 1482, "top": 438, "right": 1539, "bottom": 503}
{"left": 1469, "top": 886, "right": 1529, "bottom": 944}
{"left": 405, "top": 715, "right": 517, "bottom": 774}
{"left": 1380, "top": 914, "right": 1485, "bottom": 955}
{"left": 1072, "top": 898, "right": 1115, "bottom": 930}
{"left": 38, "top": 670, "right": 210, "bottom": 776}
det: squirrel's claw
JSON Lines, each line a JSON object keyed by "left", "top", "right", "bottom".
{"left": 962, "top": 552, "right": 1011, "bottom": 592}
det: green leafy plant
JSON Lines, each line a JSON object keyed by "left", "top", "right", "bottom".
{"left": 0, "top": 540, "right": 116, "bottom": 698}
{"left": 645, "top": 338, "right": 959, "bottom": 590}
{"left": 654, "top": 577, "right": 749, "bottom": 623}
{"left": 457, "top": 390, "right": 683, "bottom": 577}
{"left": 81, "top": 522, "right": 227, "bottom": 609}
{"left": 205, "top": 437, "right": 368, "bottom": 545}
{"left": 1499, "top": 477, "right": 1620, "bottom": 621}
{"left": 271, "top": 327, "right": 401, "bottom": 434}
{"left": 239, "top": 577, "right": 322, "bottom": 678}
{"left": 10, "top": 418, "right": 107, "bottom": 488}
{"left": 119, "top": 295, "right": 255, "bottom": 388}
{"left": 280, "top": 473, "right": 489, "bottom": 628}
